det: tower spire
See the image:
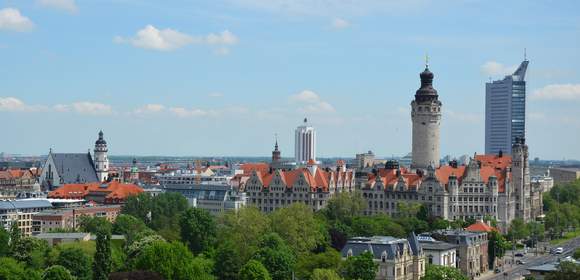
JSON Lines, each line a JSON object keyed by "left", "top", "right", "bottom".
{"left": 425, "top": 53, "right": 429, "bottom": 69}
{"left": 524, "top": 48, "right": 527, "bottom": 61}
{"left": 274, "top": 133, "right": 279, "bottom": 151}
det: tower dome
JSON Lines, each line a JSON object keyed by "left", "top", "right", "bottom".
{"left": 95, "top": 130, "right": 107, "bottom": 145}
{"left": 415, "top": 66, "right": 438, "bottom": 102}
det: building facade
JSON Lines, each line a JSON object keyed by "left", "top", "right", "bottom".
{"left": 0, "top": 200, "right": 53, "bottom": 236}
{"left": 411, "top": 63, "right": 442, "bottom": 170}
{"left": 341, "top": 234, "right": 425, "bottom": 280}
{"left": 432, "top": 230, "right": 489, "bottom": 278}
{"left": 549, "top": 167, "right": 580, "bottom": 184}
{"left": 485, "top": 60, "right": 529, "bottom": 155}
{"left": 356, "top": 151, "right": 376, "bottom": 170}
{"left": 295, "top": 118, "right": 316, "bottom": 165}
{"left": 244, "top": 160, "right": 355, "bottom": 212}
{"left": 163, "top": 184, "right": 247, "bottom": 214}
{"left": 32, "top": 205, "right": 121, "bottom": 234}
{"left": 417, "top": 235, "right": 457, "bottom": 268}
{"left": 94, "top": 131, "right": 109, "bottom": 182}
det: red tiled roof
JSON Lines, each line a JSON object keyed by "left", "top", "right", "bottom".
{"left": 49, "top": 181, "right": 143, "bottom": 202}
{"left": 240, "top": 163, "right": 270, "bottom": 175}
{"left": 466, "top": 220, "right": 498, "bottom": 232}
{"left": 252, "top": 167, "right": 354, "bottom": 192}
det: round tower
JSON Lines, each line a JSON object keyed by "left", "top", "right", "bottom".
{"left": 411, "top": 60, "right": 442, "bottom": 170}
{"left": 94, "top": 130, "right": 109, "bottom": 182}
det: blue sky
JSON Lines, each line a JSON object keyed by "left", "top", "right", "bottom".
{"left": 1, "top": 0, "right": 579, "bottom": 159}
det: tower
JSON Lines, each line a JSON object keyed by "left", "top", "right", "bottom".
{"left": 94, "top": 130, "right": 109, "bottom": 182}
{"left": 485, "top": 59, "right": 529, "bottom": 155}
{"left": 512, "top": 137, "right": 531, "bottom": 221}
{"left": 295, "top": 118, "right": 316, "bottom": 165}
{"left": 411, "top": 60, "right": 442, "bottom": 170}
{"left": 272, "top": 135, "right": 281, "bottom": 163}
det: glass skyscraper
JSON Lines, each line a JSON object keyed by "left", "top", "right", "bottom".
{"left": 485, "top": 59, "right": 529, "bottom": 155}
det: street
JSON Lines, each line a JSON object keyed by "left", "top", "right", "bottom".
{"left": 478, "top": 236, "right": 580, "bottom": 280}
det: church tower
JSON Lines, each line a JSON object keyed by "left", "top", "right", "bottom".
{"left": 512, "top": 137, "right": 531, "bottom": 221}
{"left": 411, "top": 59, "right": 442, "bottom": 170}
{"left": 94, "top": 130, "right": 109, "bottom": 182}
{"left": 272, "top": 135, "right": 281, "bottom": 163}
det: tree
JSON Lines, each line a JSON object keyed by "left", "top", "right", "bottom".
{"left": 311, "top": 269, "right": 342, "bottom": 280}
{"left": 422, "top": 265, "right": 468, "bottom": 280}
{"left": 323, "top": 192, "right": 366, "bottom": 224}
{"left": 131, "top": 241, "right": 214, "bottom": 280}
{"left": 270, "top": 203, "right": 327, "bottom": 255}
{"left": 42, "top": 265, "right": 74, "bottom": 280}
{"left": 92, "top": 229, "right": 112, "bottom": 280}
{"left": 239, "top": 260, "right": 271, "bottom": 280}
{"left": 574, "top": 248, "right": 580, "bottom": 260}
{"left": 341, "top": 251, "right": 377, "bottom": 280}
{"left": 57, "top": 247, "right": 91, "bottom": 280}
{"left": 508, "top": 218, "right": 530, "bottom": 242}
{"left": 545, "top": 261, "right": 580, "bottom": 280}
{"left": 351, "top": 215, "right": 406, "bottom": 238}
{"left": 215, "top": 241, "right": 242, "bottom": 280}
{"left": 216, "top": 207, "right": 271, "bottom": 263}
{"left": 0, "top": 227, "right": 9, "bottom": 257}
{"left": 10, "top": 237, "right": 50, "bottom": 269}
{"left": 0, "top": 257, "right": 41, "bottom": 280}
{"left": 295, "top": 250, "right": 342, "bottom": 280}
{"left": 78, "top": 216, "right": 112, "bottom": 235}
{"left": 9, "top": 222, "right": 21, "bottom": 253}
{"left": 252, "top": 233, "right": 296, "bottom": 280}
{"left": 112, "top": 214, "right": 151, "bottom": 245}
{"left": 179, "top": 207, "right": 216, "bottom": 255}
{"left": 126, "top": 234, "right": 165, "bottom": 260}
{"left": 488, "top": 230, "right": 510, "bottom": 269}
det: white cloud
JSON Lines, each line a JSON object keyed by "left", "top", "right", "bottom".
{"left": 115, "top": 25, "right": 238, "bottom": 53}
{"left": 290, "top": 90, "right": 335, "bottom": 113}
{"left": 71, "top": 102, "right": 113, "bottom": 115}
{"left": 208, "top": 92, "right": 224, "bottom": 98}
{"left": 480, "top": 61, "right": 517, "bottom": 77}
{"left": 532, "top": 84, "right": 580, "bottom": 101}
{"left": 134, "top": 104, "right": 166, "bottom": 114}
{"left": 169, "top": 107, "right": 214, "bottom": 118}
{"left": 0, "top": 8, "right": 34, "bottom": 32}
{"left": 332, "top": 18, "right": 350, "bottom": 29}
{"left": 0, "top": 97, "right": 27, "bottom": 111}
{"left": 37, "top": 0, "right": 78, "bottom": 14}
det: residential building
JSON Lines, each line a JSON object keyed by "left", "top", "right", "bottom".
{"left": 39, "top": 131, "right": 111, "bottom": 190}
{"left": 411, "top": 62, "right": 441, "bottom": 170}
{"left": 0, "top": 200, "right": 53, "bottom": 236}
{"left": 432, "top": 230, "right": 488, "bottom": 278}
{"left": 295, "top": 118, "right": 316, "bottom": 165}
{"left": 341, "top": 234, "right": 425, "bottom": 280}
{"left": 549, "top": 167, "right": 580, "bottom": 184}
{"left": 244, "top": 159, "right": 355, "bottom": 212}
{"left": 417, "top": 235, "right": 457, "bottom": 268}
{"left": 485, "top": 59, "right": 529, "bottom": 155}
{"left": 32, "top": 205, "right": 121, "bottom": 234}
{"left": 163, "top": 184, "right": 247, "bottom": 214}
{"left": 48, "top": 181, "right": 143, "bottom": 204}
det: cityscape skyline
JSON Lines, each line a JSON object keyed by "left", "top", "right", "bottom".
{"left": 1, "top": 1, "right": 579, "bottom": 159}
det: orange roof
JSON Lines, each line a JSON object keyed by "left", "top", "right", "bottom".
{"left": 466, "top": 220, "right": 498, "bottom": 232}
{"left": 240, "top": 163, "right": 270, "bottom": 175}
{"left": 252, "top": 167, "right": 354, "bottom": 192}
{"left": 476, "top": 154, "right": 512, "bottom": 169}
{"left": 49, "top": 181, "right": 143, "bottom": 202}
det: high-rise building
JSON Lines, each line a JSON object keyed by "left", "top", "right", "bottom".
{"left": 94, "top": 131, "right": 109, "bottom": 182}
{"left": 485, "top": 59, "right": 529, "bottom": 155}
{"left": 294, "top": 118, "right": 316, "bottom": 164}
{"left": 411, "top": 62, "right": 442, "bottom": 170}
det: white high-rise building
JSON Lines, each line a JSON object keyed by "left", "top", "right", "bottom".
{"left": 295, "top": 118, "right": 316, "bottom": 164}
{"left": 94, "top": 131, "right": 109, "bottom": 182}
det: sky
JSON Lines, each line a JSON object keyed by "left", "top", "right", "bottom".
{"left": 0, "top": 0, "right": 579, "bottom": 159}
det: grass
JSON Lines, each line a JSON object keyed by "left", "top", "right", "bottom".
{"left": 550, "top": 229, "right": 580, "bottom": 245}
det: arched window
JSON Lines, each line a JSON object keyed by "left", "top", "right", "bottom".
{"left": 428, "top": 255, "right": 433, "bottom": 264}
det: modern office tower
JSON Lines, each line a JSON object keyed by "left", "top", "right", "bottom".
{"left": 485, "top": 59, "right": 529, "bottom": 155}
{"left": 294, "top": 118, "right": 316, "bottom": 164}
{"left": 411, "top": 62, "right": 442, "bottom": 170}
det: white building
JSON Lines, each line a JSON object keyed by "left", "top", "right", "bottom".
{"left": 418, "top": 235, "right": 458, "bottom": 268}
{"left": 94, "top": 131, "right": 109, "bottom": 182}
{"left": 295, "top": 118, "right": 316, "bottom": 165}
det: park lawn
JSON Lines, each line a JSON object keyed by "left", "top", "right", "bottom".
{"left": 550, "top": 229, "right": 580, "bottom": 245}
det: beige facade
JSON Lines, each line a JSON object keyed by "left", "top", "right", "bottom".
{"left": 549, "top": 167, "right": 580, "bottom": 184}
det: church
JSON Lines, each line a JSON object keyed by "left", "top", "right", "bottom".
{"left": 39, "top": 131, "right": 110, "bottom": 190}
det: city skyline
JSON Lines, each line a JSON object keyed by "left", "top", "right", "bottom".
{"left": 1, "top": 0, "right": 579, "bottom": 159}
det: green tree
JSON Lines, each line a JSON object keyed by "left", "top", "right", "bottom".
{"left": 252, "top": 233, "right": 296, "bottom": 280}
{"left": 270, "top": 203, "right": 327, "bottom": 255}
{"left": 215, "top": 241, "right": 242, "bottom": 280}
{"left": 0, "top": 227, "right": 9, "bottom": 257}
{"left": 239, "top": 260, "right": 271, "bottom": 280}
{"left": 92, "top": 229, "right": 112, "bottom": 280}
{"left": 126, "top": 234, "right": 165, "bottom": 260}
{"left": 10, "top": 237, "right": 50, "bottom": 269}
{"left": 488, "top": 230, "right": 510, "bottom": 269}
{"left": 573, "top": 248, "right": 580, "bottom": 260}
{"left": 0, "top": 257, "right": 41, "bottom": 280}
{"left": 112, "top": 214, "right": 151, "bottom": 245}
{"left": 179, "top": 207, "right": 216, "bottom": 255}
{"left": 422, "top": 265, "right": 468, "bottom": 280}
{"left": 323, "top": 192, "right": 366, "bottom": 225}
{"left": 42, "top": 265, "right": 74, "bottom": 280}
{"left": 131, "top": 241, "right": 214, "bottom": 280}
{"left": 9, "top": 222, "right": 21, "bottom": 252}
{"left": 341, "top": 251, "right": 377, "bottom": 280}
{"left": 216, "top": 207, "right": 271, "bottom": 262}
{"left": 545, "top": 261, "right": 580, "bottom": 280}
{"left": 311, "top": 269, "right": 342, "bottom": 280}
{"left": 78, "top": 216, "right": 112, "bottom": 235}
{"left": 351, "top": 215, "right": 405, "bottom": 238}
{"left": 57, "top": 247, "right": 91, "bottom": 280}
{"left": 296, "top": 250, "right": 342, "bottom": 280}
